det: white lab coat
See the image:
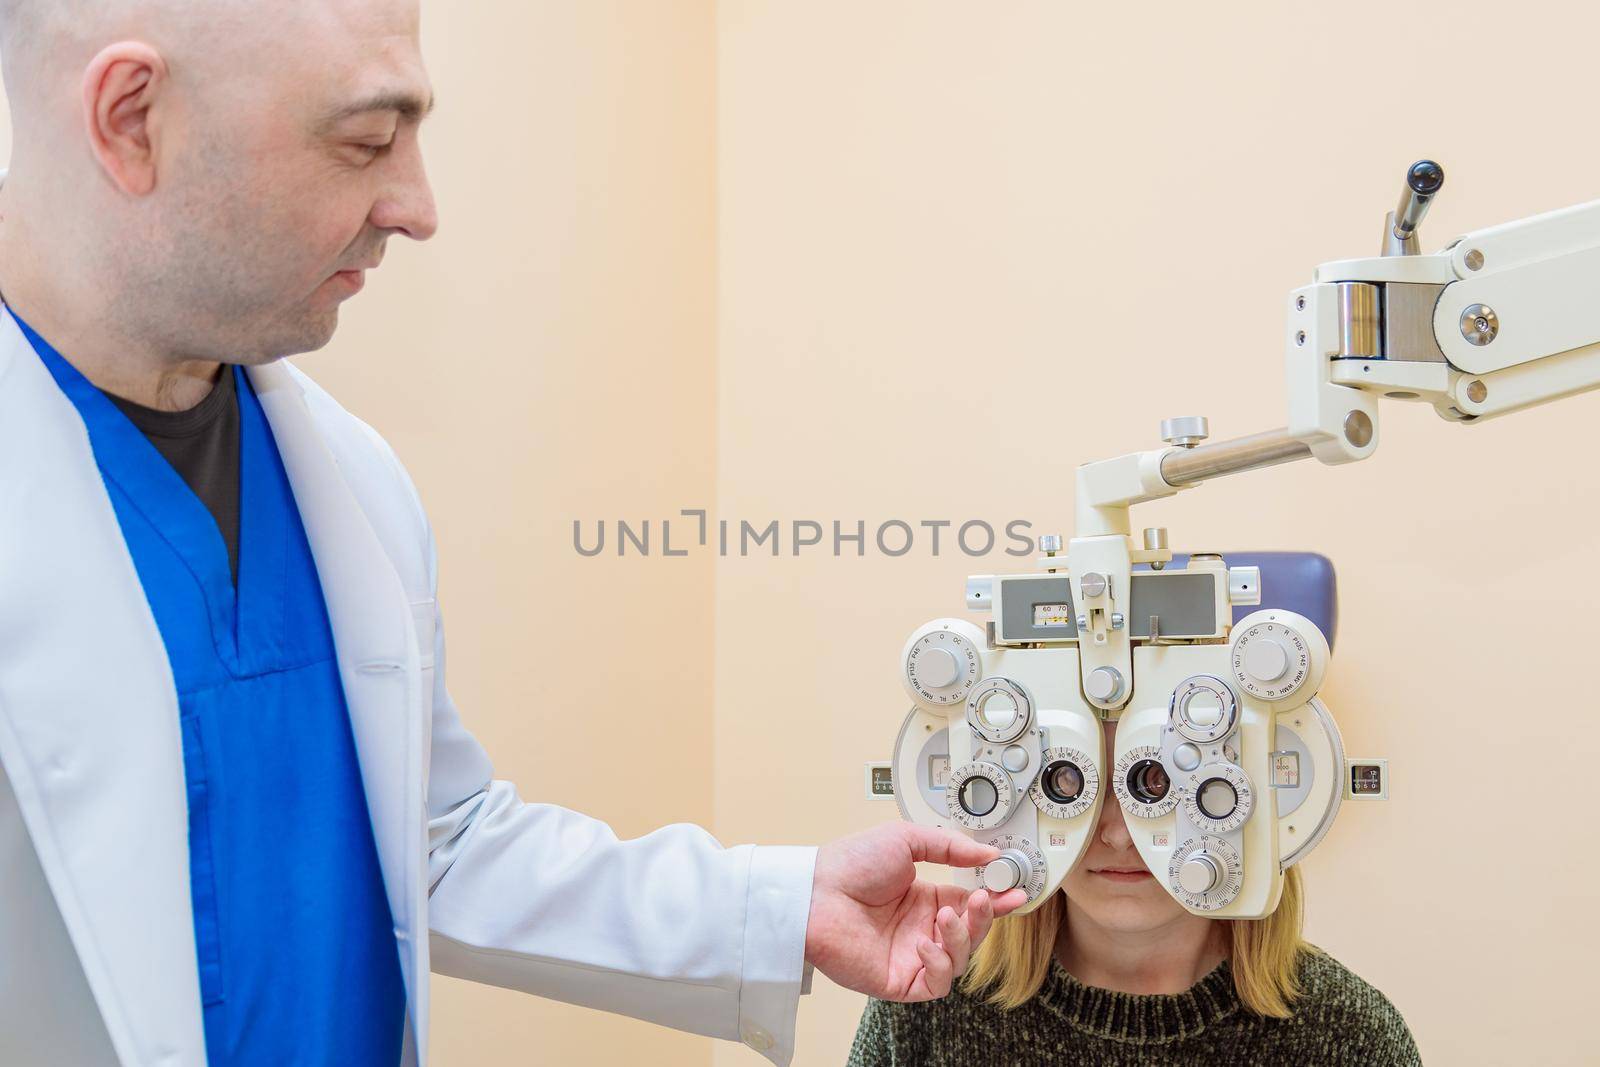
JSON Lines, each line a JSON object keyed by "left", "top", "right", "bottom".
{"left": 0, "top": 307, "right": 815, "bottom": 1067}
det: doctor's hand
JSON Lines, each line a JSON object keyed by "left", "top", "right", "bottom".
{"left": 803, "top": 823, "right": 1026, "bottom": 1002}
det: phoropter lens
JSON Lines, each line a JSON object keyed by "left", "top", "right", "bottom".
{"left": 1197, "top": 777, "right": 1238, "bottom": 820}
{"left": 959, "top": 776, "right": 998, "bottom": 817}
{"left": 1041, "top": 760, "right": 1085, "bottom": 804}
{"left": 1127, "top": 759, "right": 1170, "bottom": 804}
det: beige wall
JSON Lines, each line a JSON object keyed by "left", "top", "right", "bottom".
{"left": 6, "top": 2, "right": 1595, "bottom": 1065}
{"left": 715, "top": 2, "right": 1596, "bottom": 1066}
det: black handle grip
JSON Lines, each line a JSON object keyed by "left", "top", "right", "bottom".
{"left": 1395, "top": 159, "right": 1445, "bottom": 238}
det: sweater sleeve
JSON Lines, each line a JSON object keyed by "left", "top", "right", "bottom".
{"left": 1320, "top": 995, "right": 1423, "bottom": 1066}
{"left": 1296, "top": 949, "right": 1423, "bottom": 1067}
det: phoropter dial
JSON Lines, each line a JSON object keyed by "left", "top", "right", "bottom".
{"left": 1230, "top": 615, "right": 1322, "bottom": 702}
{"left": 965, "top": 677, "right": 1034, "bottom": 745}
{"left": 1168, "top": 835, "right": 1244, "bottom": 911}
{"left": 946, "top": 761, "right": 1016, "bottom": 831}
{"left": 1169, "top": 675, "right": 1239, "bottom": 744}
{"left": 1029, "top": 746, "right": 1100, "bottom": 820}
{"left": 902, "top": 620, "right": 985, "bottom": 708}
{"left": 1113, "top": 744, "right": 1179, "bottom": 819}
{"left": 1180, "top": 763, "right": 1255, "bottom": 834}
{"left": 979, "top": 834, "right": 1047, "bottom": 902}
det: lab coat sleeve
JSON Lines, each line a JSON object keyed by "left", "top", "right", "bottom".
{"left": 406, "top": 483, "right": 816, "bottom": 1064}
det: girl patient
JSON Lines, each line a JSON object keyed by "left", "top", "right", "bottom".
{"left": 847, "top": 722, "right": 1421, "bottom": 1066}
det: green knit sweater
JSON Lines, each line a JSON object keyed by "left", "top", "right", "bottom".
{"left": 846, "top": 947, "right": 1420, "bottom": 1066}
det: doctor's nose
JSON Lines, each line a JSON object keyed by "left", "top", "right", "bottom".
{"left": 371, "top": 154, "right": 439, "bottom": 242}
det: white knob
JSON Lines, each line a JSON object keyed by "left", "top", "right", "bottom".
{"left": 1085, "top": 666, "right": 1124, "bottom": 702}
{"left": 1243, "top": 638, "right": 1289, "bottom": 684}
{"left": 982, "top": 849, "right": 1032, "bottom": 893}
{"left": 1177, "top": 853, "right": 1222, "bottom": 895}
{"left": 918, "top": 647, "right": 960, "bottom": 688}
{"left": 1229, "top": 612, "right": 1328, "bottom": 703}
{"left": 1228, "top": 566, "right": 1262, "bottom": 606}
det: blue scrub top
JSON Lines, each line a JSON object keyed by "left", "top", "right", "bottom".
{"left": 23, "top": 316, "right": 406, "bottom": 1065}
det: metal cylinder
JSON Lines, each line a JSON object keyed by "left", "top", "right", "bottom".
{"left": 1393, "top": 159, "right": 1444, "bottom": 240}
{"left": 1159, "top": 428, "right": 1313, "bottom": 486}
{"left": 1337, "top": 282, "right": 1381, "bottom": 358}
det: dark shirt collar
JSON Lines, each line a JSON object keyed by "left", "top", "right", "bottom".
{"left": 107, "top": 365, "right": 237, "bottom": 439}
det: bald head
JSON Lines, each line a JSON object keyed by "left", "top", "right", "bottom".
{"left": 0, "top": 0, "right": 436, "bottom": 380}
{"left": 2, "top": 0, "right": 428, "bottom": 166}
{"left": 1, "top": 0, "right": 289, "bottom": 131}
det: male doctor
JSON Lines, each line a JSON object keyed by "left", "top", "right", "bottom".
{"left": 0, "top": 1, "right": 1026, "bottom": 1065}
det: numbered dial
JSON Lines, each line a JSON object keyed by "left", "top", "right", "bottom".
{"left": 1168, "top": 835, "right": 1243, "bottom": 910}
{"left": 1113, "top": 745, "right": 1179, "bottom": 819}
{"left": 1231, "top": 620, "right": 1313, "bottom": 701}
{"left": 980, "top": 834, "right": 1047, "bottom": 902}
{"left": 1180, "top": 763, "right": 1255, "bottom": 834}
{"left": 1170, "top": 675, "right": 1239, "bottom": 745}
{"left": 904, "top": 625, "right": 983, "bottom": 707}
{"left": 966, "top": 677, "right": 1033, "bottom": 745}
{"left": 1029, "top": 746, "right": 1100, "bottom": 820}
{"left": 946, "top": 761, "right": 1016, "bottom": 831}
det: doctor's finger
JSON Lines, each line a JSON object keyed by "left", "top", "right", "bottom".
{"left": 961, "top": 889, "right": 995, "bottom": 949}
{"left": 985, "top": 887, "right": 1027, "bottom": 918}
{"left": 915, "top": 936, "right": 954, "bottom": 999}
{"left": 939, "top": 905, "right": 972, "bottom": 977}
{"left": 898, "top": 823, "right": 999, "bottom": 868}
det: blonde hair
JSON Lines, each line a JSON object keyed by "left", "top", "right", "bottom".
{"left": 964, "top": 865, "right": 1309, "bottom": 1017}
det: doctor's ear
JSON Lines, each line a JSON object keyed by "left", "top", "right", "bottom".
{"left": 81, "top": 42, "right": 169, "bottom": 197}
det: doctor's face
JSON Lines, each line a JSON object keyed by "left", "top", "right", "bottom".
{"left": 147, "top": 0, "right": 438, "bottom": 364}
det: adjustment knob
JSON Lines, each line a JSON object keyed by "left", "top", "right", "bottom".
{"left": 1168, "top": 835, "right": 1244, "bottom": 910}
{"left": 981, "top": 849, "right": 1034, "bottom": 893}
{"left": 918, "top": 647, "right": 960, "bottom": 689}
{"left": 1395, "top": 159, "right": 1444, "bottom": 239}
{"left": 1085, "top": 666, "right": 1125, "bottom": 703}
{"left": 1160, "top": 416, "right": 1210, "bottom": 448}
{"left": 902, "top": 619, "right": 986, "bottom": 708}
{"left": 1177, "top": 852, "right": 1222, "bottom": 895}
{"left": 1229, "top": 611, "right": 1329, "bottom": 702}
{"left": 981, "top": 836, "right": 1047, "bottom": 902}
{"left": 1244, "top": 639, "right": 1289, "bottom": 683}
